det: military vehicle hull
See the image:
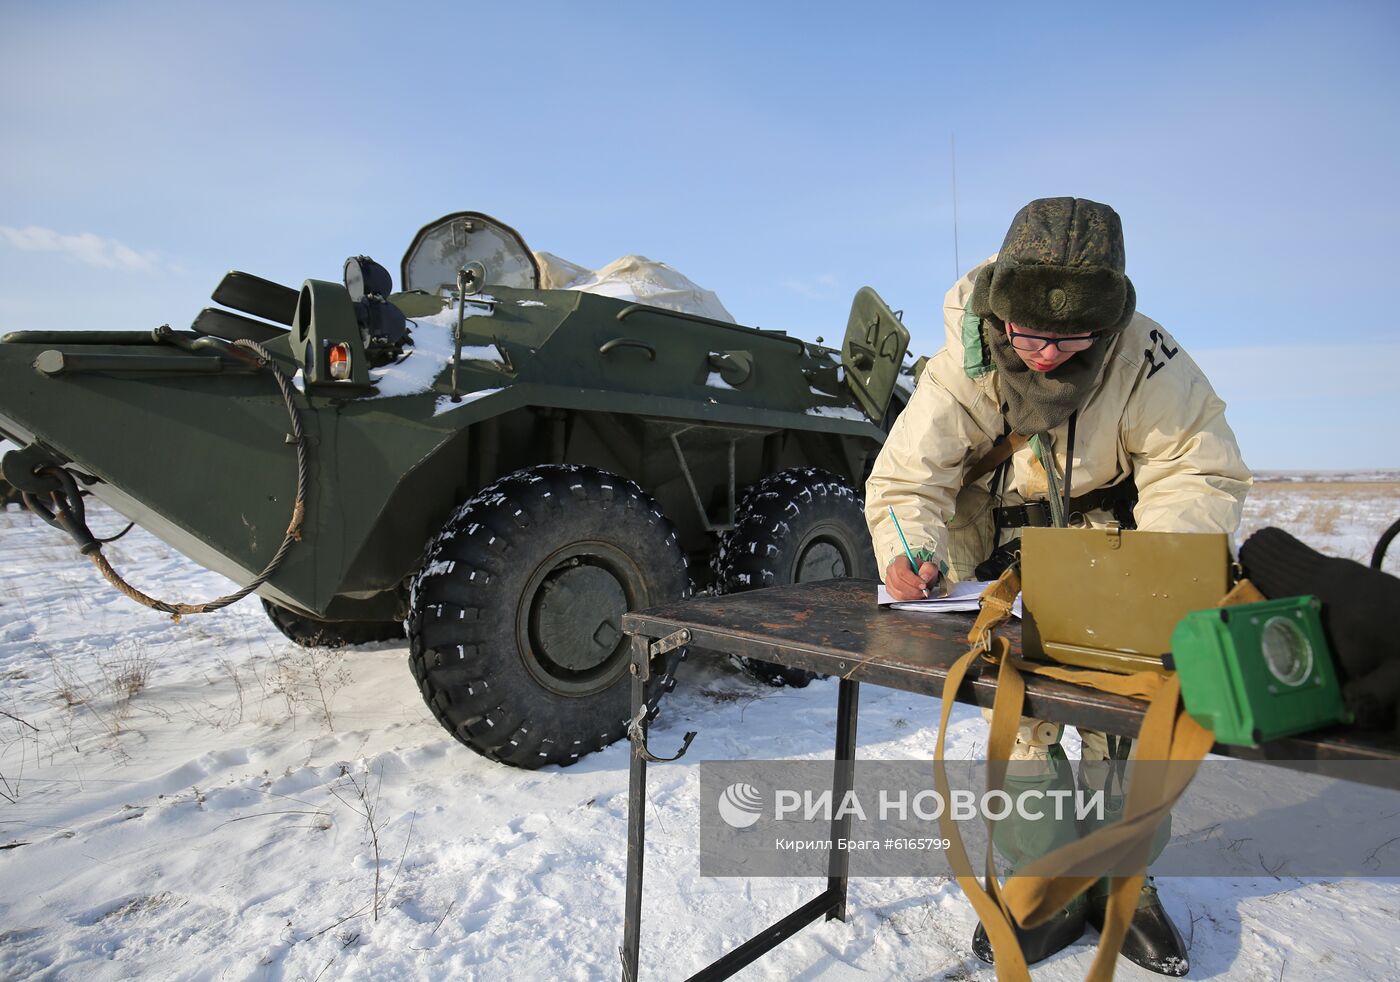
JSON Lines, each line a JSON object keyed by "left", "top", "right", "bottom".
{"left": 0, "top": 215, "right": 913, "bottom": 766}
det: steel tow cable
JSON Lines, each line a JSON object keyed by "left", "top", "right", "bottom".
{"left": 21, "top": 338, "right": 308, "bottom": 621}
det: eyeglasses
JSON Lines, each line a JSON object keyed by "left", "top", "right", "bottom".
{"left": 1006, "top": 324, "right": 1099, "bottom": 353}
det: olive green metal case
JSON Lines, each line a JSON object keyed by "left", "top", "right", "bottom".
{"left": 1020, "top": 527, "right": 1231, "bottom": 674}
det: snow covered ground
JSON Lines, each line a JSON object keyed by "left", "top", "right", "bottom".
{"left": 1, "top": 482, "right": 1398, "bottom": 981}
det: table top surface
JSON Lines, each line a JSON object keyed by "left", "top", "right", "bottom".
{"left": 622, "top": 578, "right": 1400, "bottom": 764}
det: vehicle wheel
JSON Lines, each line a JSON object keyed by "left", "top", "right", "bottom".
{"left": 407, "top": 464, "right": 690, "bottom": 768}
{"left": 712, "top": 467, "right": 875, "bottom": 687}
{"left": 261, "top": 599, "right": 406, "bottom": 649}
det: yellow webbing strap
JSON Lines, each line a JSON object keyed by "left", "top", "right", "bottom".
{"left": 934, "top": 635, "right": 1032, "bottom": 981}
{"left": 932, "top": 570, "right": 1032, "bottom": 981}
{"left": 932, "top": 567, "right": 1215, "bottom": 981}
{"left": 962, "top": 432, "right": 1028, "bottom": 488}
{"left": 1003, "top": 675, "right": 1213, "bottom": 981}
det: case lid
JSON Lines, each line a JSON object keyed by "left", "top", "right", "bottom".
{"left": 1020, "top": 527, "right": 1231, "bottom": 673}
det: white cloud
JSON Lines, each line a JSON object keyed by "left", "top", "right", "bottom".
{"left": 781, "top": 272, "right": 841, "bottom": 300}
{"left": 0, "top": 224, "right": 164, "bottom": 273}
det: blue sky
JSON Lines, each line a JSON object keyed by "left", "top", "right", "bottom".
{"left": 1, "top": 0, "right": 1396, "bottom": 468}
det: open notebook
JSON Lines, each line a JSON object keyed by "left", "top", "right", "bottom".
{"left": 876, "top": 579, "right": 1023, "bottom": 618}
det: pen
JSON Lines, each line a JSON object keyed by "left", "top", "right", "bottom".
{"left": 889, "top": 507, "right": 935, "bottom": 598}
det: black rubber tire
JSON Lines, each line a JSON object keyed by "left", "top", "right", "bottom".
{"left": 712, "top": 467, "right": 876, "bottom": 686}
{"left": 407, "top": 464, "right": 690, "bottom": 768}
{"left": 261, "top": 599, "right": 406, "bottom": 649}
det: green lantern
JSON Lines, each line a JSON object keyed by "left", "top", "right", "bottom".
{"left": 1169, "top": 596, "right": 1352, "bottom": 746}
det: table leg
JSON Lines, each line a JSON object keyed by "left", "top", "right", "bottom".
{"left": 621, "top": 635, "right": 650, "bottom": 982}
{"left": 826, "top": 678, "right": 860, "bottom": 922}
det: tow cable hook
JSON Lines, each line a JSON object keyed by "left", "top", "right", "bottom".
{"left": 22, "top": 465, "right": 102, "bottom": 555}
{"left": 16, "top": 337, "right": 309, "bottom": 621}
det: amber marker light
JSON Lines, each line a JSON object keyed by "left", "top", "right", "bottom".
{"left": 328, "top": 343, "right": 352, "bottom": 381}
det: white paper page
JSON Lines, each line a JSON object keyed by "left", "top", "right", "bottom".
{"left": 876, "top": 580, "right": 1022, "bottom": 618}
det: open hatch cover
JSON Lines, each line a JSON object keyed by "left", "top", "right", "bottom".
{"left": 401, "top": 212, "right": 540, "bottom": 295}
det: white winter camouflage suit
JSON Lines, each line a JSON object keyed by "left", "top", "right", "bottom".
{"left": 865, "top": 257, "right": 1252, "bottom": 761}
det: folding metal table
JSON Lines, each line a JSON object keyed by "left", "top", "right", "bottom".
{"left": 618, "top": 577, "right": 1397, "bottom": 981}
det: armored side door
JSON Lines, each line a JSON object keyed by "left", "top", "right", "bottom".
{"left": 842, "top": 287, "right": 909, "bottom": 421}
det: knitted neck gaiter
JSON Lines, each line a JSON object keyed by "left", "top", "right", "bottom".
{"left": 985, "top": 317, "right": 1111, "bottom": 435}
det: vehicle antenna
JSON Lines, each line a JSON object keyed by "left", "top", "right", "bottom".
{"left": 950, "top": 133, "right": 961, "bottom": 280}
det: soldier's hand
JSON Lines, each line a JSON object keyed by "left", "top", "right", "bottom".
{"left": 885, "top": 556, "right": 940, "bottom": 600}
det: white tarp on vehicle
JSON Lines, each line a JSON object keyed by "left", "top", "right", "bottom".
{"left": 401, "top": 212, "right": 736, "bottom": 324}
{"left": 534, "top": 250, "right": 736, "bottom": 324}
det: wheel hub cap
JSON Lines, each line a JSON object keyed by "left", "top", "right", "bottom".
{"left": 795, "top": 537, "right": 848, "bottom": 582}
{"left": 533, "top": 564, "right": 627, "bottom": 672}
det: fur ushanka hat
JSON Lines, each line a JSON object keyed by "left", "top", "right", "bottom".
{"left": 970, "top": 197, "right": 1136, "bottom": 335}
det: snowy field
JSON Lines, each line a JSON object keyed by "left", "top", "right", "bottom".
{"left": 2, "top": 481, "right": 1398, "bottom": 981}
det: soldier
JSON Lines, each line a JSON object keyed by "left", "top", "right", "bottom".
{"left": 865, "top": 197, "right": 1251, "bottom": 974}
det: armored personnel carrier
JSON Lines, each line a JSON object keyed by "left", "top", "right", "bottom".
{"left": 0, "top": 212, "right": 915, "bottom": 767}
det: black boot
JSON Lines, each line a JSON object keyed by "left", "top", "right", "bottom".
{"left": 971, "top": 895, "right": 1087, "bottom": 966}
{"left": 1087, "top": 877, "right": 1190, "bottom": 976}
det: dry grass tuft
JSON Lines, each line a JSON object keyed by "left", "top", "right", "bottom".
{"left": 1310, "top": 503, "right": 1343, "bottom": 536}
{"left": 1251, "top": 481, "right": 1400, "bottom": 495}
{"left": 267, "top": 648, "right": 351, "bottom": 732}
{"left": 45, "top": 641, "right": 156, "bottom": 739}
